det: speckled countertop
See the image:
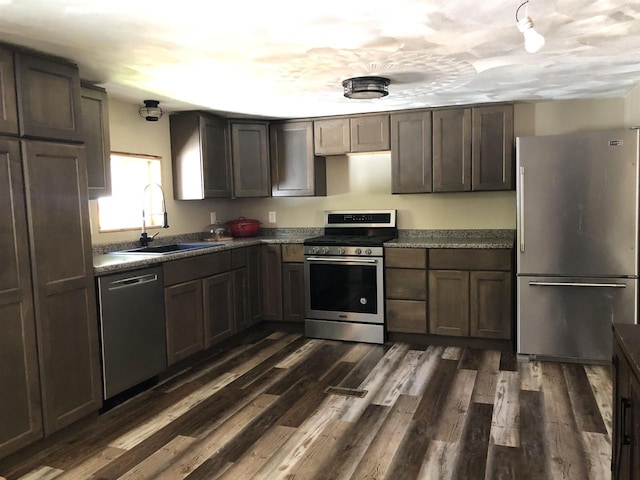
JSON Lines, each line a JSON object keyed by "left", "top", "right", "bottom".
{"left": 614, "top": 323, "right": 640, "bottom": 379}
{"left": 93, "top": 228, "right": 515, "bottom": 276}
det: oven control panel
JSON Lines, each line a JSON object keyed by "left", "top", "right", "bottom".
{"left": 304, "top": 246, "right": 383, "bottom": 257}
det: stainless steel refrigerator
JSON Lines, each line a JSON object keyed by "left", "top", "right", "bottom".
{"left": 517, "top": 129, "right": 639, "bottom": 363}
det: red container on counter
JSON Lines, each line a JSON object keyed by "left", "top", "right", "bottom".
{"left": 226, "top": 217, "right": 261, "bottom": 237}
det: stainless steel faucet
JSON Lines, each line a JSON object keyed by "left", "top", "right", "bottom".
{"left": 140, "top": 183, "right": 169, "bottom": 246}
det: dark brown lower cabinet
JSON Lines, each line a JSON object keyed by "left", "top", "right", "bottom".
{"left": 234, "top": 268, "right": 250, "bottom": 331}
{"left": 260, "top": 245, "right": 283, "bottom": 321}
{"left": 203, "top": 272, "right": 234, "bottom": 347}
{"left": 247, "top": 246, "right": 262, "bottom": 324}
{"left": 385, "top": 248, "right": 428, "bottom": 334}
{"left": 0, "top": 137, "right": 42, "bottom": 459}
{"left": 428, "top": 270, "right": 470, "bottom": 336}
{"left": 165, "top": 280, "right": 204, "bottom": 365}
{"left": 470, "top": 271, "right": 512, "bottom": 339}
{"left": 282, "top": 263, "right": 305, "bottom": 323}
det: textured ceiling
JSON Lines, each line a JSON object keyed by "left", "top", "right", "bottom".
{"left": 0, "top": 0, "right": 639, "bottom": 118}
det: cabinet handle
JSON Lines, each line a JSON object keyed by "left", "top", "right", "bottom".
{"left": 622, "top": 397, "right": 632, "bottom": 445}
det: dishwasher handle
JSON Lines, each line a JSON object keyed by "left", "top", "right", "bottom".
{"left": 107, "top": 273, "right": 159, "bottom": 290}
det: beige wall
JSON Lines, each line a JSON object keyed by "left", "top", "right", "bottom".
{"left": 90, "top": 93, "right": 638, "bottom": 244}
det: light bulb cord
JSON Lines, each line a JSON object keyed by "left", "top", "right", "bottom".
{"left": 515, "top": 0, "right": 529, "bottom": 23}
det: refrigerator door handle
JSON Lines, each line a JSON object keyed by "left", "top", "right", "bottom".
{"left": 529, "top": 281, "right": 627, "bottom": 288}
{"left": 519, "top": 166, "right": 525, "bottom": 253}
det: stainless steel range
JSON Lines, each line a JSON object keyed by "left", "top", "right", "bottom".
{"left": 304, "top": 210, "right": 397, "bottom": 344}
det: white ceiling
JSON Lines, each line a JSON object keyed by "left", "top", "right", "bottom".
{"left": 1, "top": 0, "right": 639, "bottom": 119}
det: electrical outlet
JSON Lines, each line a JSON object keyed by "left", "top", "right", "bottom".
{"left": 268, "top": 211, "right": 276, "bottom": 223}
{"left": 210, "top": 211, "right": 217, "bottom": 224}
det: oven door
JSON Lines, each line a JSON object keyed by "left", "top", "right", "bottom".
{"left": 304, "top": 255, "right": 383, "bottom": 324}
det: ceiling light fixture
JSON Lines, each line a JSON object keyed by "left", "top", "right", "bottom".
{"left": 516, "top": 0, "right": 545, "bottom": 53}
{"left": 342, "top": 76, "right": 390, "bottom": 99}
{"left": 139, "top": 99, "right": 163, "bottom": 121}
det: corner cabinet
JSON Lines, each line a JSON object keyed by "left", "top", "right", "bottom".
{"left": 231, "top": 121, "right": 270, "bottom": 197}
{"left": 81, "top": 84, "right": 112, "bottom": 199}
{"left": 0, "top": 47, "right": 18, "bottom": 135}
{"left": 391, "top": 111, "right": 433, "bottom": 193}
{"left": 170, "top": 112, "right": 231, "bottom": 200}
{"left": 270, "top": 121, "right": 326, "bottom": 197}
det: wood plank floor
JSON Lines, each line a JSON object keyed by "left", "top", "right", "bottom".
{"left": 0, "top": 327, "right": 612, "bottom": 480}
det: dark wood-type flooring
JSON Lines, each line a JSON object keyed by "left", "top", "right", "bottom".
{"left": 0, "top": 327, "right": 612, "bottom": 480}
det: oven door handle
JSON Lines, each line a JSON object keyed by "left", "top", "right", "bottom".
{"left": 305, "top": 256, "right": 379, "bottom": 265}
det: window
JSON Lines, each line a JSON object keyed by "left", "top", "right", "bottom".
{"left": 98, "top": 152, "right": 163, "bottom": 232}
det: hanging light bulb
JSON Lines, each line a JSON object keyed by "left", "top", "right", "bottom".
{"left": 516, "top": 1, "right": 545, "bottom": 53}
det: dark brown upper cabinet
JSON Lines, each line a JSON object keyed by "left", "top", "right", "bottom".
{"left": 433, "top": 108, "right": 472, "bottom": 192}
{"left": 170, "top": 112, "right": 231, "bottom": 200}
{"left": 81, "top": 84, "right": 112, "bottom": 199}
{"left": 314, "top": 114, "right": 390, "bottom": 155}
{"left": 472, "top": 104, "right": 514, "bottom": 191}
{"left": 0, "top": 47, "right": 18, "bottom": 135}
{"left": 15, "top": 52, "right": 83, "bottom": 143}
{"left": 390, "top": 110, "right": 433, "bottom": 194}
{"left": 230, "top": 121, "right": 271, "bottom": 198}
{"left": 270, "top": 121, "right": 326, "bottom": 197}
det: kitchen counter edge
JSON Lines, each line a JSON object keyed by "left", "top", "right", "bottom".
{"left": 613, "top": 323, "right": 640, "bottom": 380}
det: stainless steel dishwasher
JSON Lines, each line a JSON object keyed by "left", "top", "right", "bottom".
{"left": 97, "top": 266, "right": 166, "bottom": 399}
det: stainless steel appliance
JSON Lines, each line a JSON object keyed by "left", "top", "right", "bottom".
{"left": 304, "top": 210, "right": 397, "bottom": 344}
{"left": 97, "top": 266, "right": 167, "bottom": 399}
{"left": 517, "top": 129, "right": 639, "bottom": 362}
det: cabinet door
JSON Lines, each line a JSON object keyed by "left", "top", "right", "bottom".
{"left": 629, "top": 376, "right": 640, "bottom": 480}
{"left": 0, "top": 138, "right": 42, "bottom": 458}
{"left": 614, "top": 341, "right": 632, "bottom": 479}
{"left": 270, "top": 121, "right": 326, "bottom": 197}
{"left": 231, "top": 122, "right": 270, "bottom": 197}
{"left": 386, "top": 268, "right": 427, "bottom": 300}
{"left": 282, "top": 263, "right": 305, "bottom": 323}
{"left": 165, "top": 280, "right": 204, "bottom": 365}
{"left": 386, "top": 300, "right": 427, "bottom": 334}
{"left": 247, "top": 246, "right": 262, "bottom": 324}
{"left": 234, "top": 268, "right": 251, "bottom": 332}
{"left": 202, "top": 115, "right": 232, "bottom": 197}
{"left": 314, "top": 118, "right": 350, "bottom": 155}
{"left": 260, "top": 245, "right": 283, "bottom": 321}
{"left": 391, "top": 111, "right": 432, "bottom": 193}
{"left": 351, "top": 115, "right": 390, "bottom": 152}
{"left": 15, "top": 53, "right": 83, "bottom": 142}
{"left": 470, "top": 271, "right": 512, "bottom": 339}
{"left": 472, "top": 105, "right": 514, "bottom": 191}
{"left": 428, "top": 270, "right": 469, "bottom": 336}
{"left": 433, "top": 108, "right": 472, "bottom": 192}
{"left": 22, "top": 141, "right": 101, "bottom": 434}
{"left": 203, "top": 272, "right": 234, "bottom": 347}
{"left": 0, "top": 47, "right": 18, "bottom": 135}
{"left": 81, "top": 85, "right": 111, "bottom": 199}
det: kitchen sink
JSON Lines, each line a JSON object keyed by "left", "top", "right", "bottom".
{"left": 108, "top": 242, "right": 222, "bottom": 255}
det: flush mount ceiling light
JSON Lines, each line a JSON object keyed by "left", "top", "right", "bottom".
{"left": 516, "top": 0, "right": 545, "bottom": 53}
{"left": 342, "top": 76, "right": 390, "bottom": 99}
{"left": 139, "top": 99, "right": 163, "bottom": 121}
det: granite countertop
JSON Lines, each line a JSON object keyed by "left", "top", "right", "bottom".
{"left": 614, "top": 323, "right": 640, "bottom": 378}
{"left": 385, "top": 229, "right": 515, "bottom": 249}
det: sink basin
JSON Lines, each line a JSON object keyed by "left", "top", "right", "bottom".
{"left": 108, "top": 242, "right": 222, "bottom": 255}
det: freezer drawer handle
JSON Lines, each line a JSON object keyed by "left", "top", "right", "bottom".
{"left": 529, "top": 281, "right": 626, "bottom": 288}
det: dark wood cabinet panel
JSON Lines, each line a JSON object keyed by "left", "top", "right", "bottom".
{"left": 470, "top": 271, "right": 512, "bottom": 339}
{"left": 428, "top": 270, "right": 470, "bottom": 337}
{"left": 260, "top": 245, "right": 283, "bottom": 321}
{"left": 270, "top": 121, "right": 326, "bottom": 197}
{"left": 165, "top": 280, "right": 204, "bottom": 365}
{"left": 170, "top": 112, "right": 231, "bottom": 199}
{"left": 391, "top": 111, "right": 432, "bottom": 193}
{"left": 429, "top": 248, "right": 512, "bottom": 271}
{"left": 22, "top": 141, "right": 101, "bottom": 434}
{"left": 282, "top": 244, "right": 304, "bottom": 263}
{"left": 234, "top": 268, "right": 250, "bottom": 332}
{"left": 386, "top": 299, "right": 427, "bottom": 334}
{"left": 472, "top": 105, "right": 514, "bottom": 191}
{"left": 203, "top": 272, "right": 234, "bottom": 347}
{"left": 163, "top": 251, "right": 231, "bottom": 286}
{"left": 350, "top": 114, "right": 390, "bottom": 152}
{"left": 0, "top": 47, "right": 18, "bottom": 135}
{"left": 385, "top": 248, "right": 427, "bottom": 269}
{"left": 386, "top": 269, "right": 427, "bottom": 300}
{"left": 231, "top": 122, "right": 270, "bottom": 197}
{"left": 433, "top": 108, "right": 472, "bottom": 193}
{"left": 247, "top": 246, "right": 262, "bottom": 324}
{"left": 15, "top": 53, "right": 83, "bottom": 142}
{"left": 282, "top": 263, "right": 305, "bottom": 323}
{"left": 313, "top": 118, "right": 350, "bottom": 155}
{"left": 0, "top": 137, "right": 42, "bottom": 458}
{"left": 81, "top": 85, "right": 111, "bottom": 199}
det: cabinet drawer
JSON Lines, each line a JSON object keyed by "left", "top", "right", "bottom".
{"left": 386, "top": 269, "right": 427, "bottom": 300}
{"left": 386, "top": 300, "right": 427, "bottom": 333}
{"left": 282, "top": 244, "right": 304, "bottom": 263}
{"left": 385, "top": 248, "right": 427, "bottom": 268}
{"left": 231, "top": 247, "right": 248, "bottom": 269}
{"left": 164, "top": 251, "right": 231, "bottom": 286}
{"left": 429, "top": 249, "right": 511, "bottom": 271}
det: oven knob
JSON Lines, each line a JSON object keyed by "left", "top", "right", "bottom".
{"left": 321, "top": 247, "right": 329, "bottom": 254}
{"left": 365, "top": 248, "right": 372, "bottom": 255}
{"left": 338, "top": 247, "right": 345, "bottom": 255}
{"left": 312, "top": 247, "right": 319, "bottom": 254}
{"left": 355, "top": 248, "right": 362, "bottom": 255}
